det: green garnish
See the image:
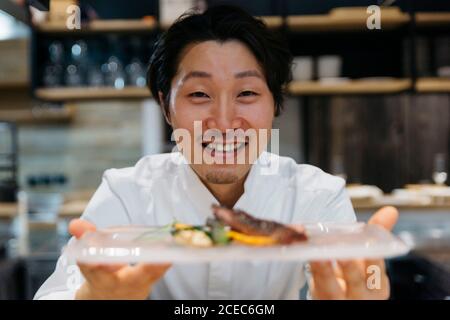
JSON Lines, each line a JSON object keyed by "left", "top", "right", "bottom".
{"left": 206, "top": 218, "right": 231, "bottom": 245}
{"left": 170, "top": 219, "right": 231, "bottom": 246}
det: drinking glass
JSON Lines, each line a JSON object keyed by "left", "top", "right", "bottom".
{"left": 432, "top": 153, "right": 448, "bottom": 185}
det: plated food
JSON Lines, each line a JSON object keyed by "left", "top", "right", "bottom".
{"left": 65, "top": 205, "right": 411, "bottom": 264}
{"left": 66, "top": 220, "right": 410, "bottom": 263}
{"left": 172, "top": 205, "right": 308, "bottom": 247}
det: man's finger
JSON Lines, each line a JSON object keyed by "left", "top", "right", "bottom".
{"left": 368, "top": 206, "right": 399, "bottom": 231}
{"left": 69, "top": 219, "right": 96, "bottom": 239}
{"left": 78, "top": 263, "right": 118, "bottom": 286}
{"left": 338, "top": 260, "right": 367, "bottom": 299}
{"left": 365, "top": 259, "right": 386, "bottom": 274}
{"left": 364, "top": 259, "right": 390, "bottom": 298}
{"left": 309, "top": 261, "right": 345, "bottom": 299}
{"left": 118, "top": 263, "right": 171, "bottom": 284}
{"left": 77, "top": 262, "right": 125, "bottom": 273}
{"left": 97, "top": 264, "right": 127, "bottom": 273}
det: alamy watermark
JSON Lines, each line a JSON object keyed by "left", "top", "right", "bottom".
{"left": 66, "top": 5, "right": 81, "bottom": 30}
{"left": 366, "top": 264, "right": 382, "bottom": 290}
{"left": 367, "top": 5, "right": 382, "bottom": 30}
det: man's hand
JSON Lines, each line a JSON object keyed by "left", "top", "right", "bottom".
{"left": 309, "top": 206, "right": 399, "bottom": 300}
{"left": 69, "top": 219, "right": 171, "bottom": 300}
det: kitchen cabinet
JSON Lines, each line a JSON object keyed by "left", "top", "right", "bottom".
{"left": 0, "top": 258, "right": 25, "bottom": 299}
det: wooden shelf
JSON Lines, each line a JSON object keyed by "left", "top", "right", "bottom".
{"left": 288, "top": 79, "right": 412, "bottom": 95}
{"left": 416, "top": 12, "right": 450, "bottom": 27}
{"left": 4, "top": 196, "right": 449, "bottom": 220}
{"left": 287, "top": 7, "right": 409, "bottom": 32}
{"left": 35, "top": 18, "right": 157, "bottom": 33}
{"left": 354, "top": 201, "right": 450, "bottom": 211}
{"left": 0, "top": 190, "right": 94, "bottom": 220}
{"left": 0, "top": 80, "right": 29, "bottom": 89}
{"left": 416, "top": 78, "right": 450, "bottom": 93}
{"left": 35, "top": 80, "right": 413, "bottom": 101}
{"left": 35, "top": 86, "right": 150, "bottom": 101}
{"left": 0, "top": 105, "right": 75, "bottom": 124}
{"left": 0, "top": 203, "right": 16, "bottom": 220}
{"left": 161, "top": 15, "right": 282, "bottom": 30}
{"left": 0, "top": 200, "right": 89, "bottom": 220}
{"left": 259, "top": 16, "right": 283, "bottom": 29}
{"left": 37, "top": 11, "right": 450, "bottom": 34}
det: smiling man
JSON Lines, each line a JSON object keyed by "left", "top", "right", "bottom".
{"left": 35, "top": 5, "right": 398, "bottom": 300}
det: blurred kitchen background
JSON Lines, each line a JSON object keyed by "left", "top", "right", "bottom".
{"left": 0, "top": 0, "right": 449, "bottom": 299}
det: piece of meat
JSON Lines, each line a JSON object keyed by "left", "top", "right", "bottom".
{"left": 212, "top": 205, "right": 307, "bottom": 244}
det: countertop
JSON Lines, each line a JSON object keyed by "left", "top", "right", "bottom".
{"left": 1, "top": 191, "right": 449, "bottom": 220}
{"left": 0, "top": 190, "right": 95, "bottom": 220}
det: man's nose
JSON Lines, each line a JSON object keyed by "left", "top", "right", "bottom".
{"left": 205, "top": 99, "right": 242, "bottom": 131}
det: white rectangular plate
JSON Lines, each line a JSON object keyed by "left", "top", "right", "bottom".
{"left": 65, "top": 222, "right": 411, "bottom": 264}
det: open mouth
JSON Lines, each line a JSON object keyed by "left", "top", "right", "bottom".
{"left": 201, "top": 140, "right": 249, "bottom": 158}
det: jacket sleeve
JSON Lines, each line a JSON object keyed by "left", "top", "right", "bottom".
{"left": 320, "top": 178, "right": 357, "bottom": 223}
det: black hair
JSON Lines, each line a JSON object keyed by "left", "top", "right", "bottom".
{"left": 147, "top": 5, "right": 293, "bottom": 118}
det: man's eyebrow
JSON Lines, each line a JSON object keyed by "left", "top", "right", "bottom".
{"left": 182, "top": 71, "right": 212, "bottom": 82}
{"left": 181, "top": 70, "right": 263, "bottom": 82}
{"left": 235, "top": 70, "right": 263, "bottom": 79}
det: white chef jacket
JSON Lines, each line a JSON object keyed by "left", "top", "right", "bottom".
{"left": 34, "top": 151, "right": 356, "bottom": 300}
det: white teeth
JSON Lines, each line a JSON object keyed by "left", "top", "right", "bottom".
{"left": 205, "top": 142, "right": 245, "bottom": 153}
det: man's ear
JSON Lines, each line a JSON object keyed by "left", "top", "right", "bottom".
{"left": 158, "top": 91, "right": 172, "bottom": 125}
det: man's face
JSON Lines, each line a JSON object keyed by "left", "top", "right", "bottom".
{"left": 166, "top": 40, "right": 275, "bottom": 185}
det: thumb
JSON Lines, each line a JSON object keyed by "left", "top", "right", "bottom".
{"left": 69, "top": 219, "right": 96, "bottom": 239}
{"left": 368, "top": 206, "right": 399, "bottom": 231}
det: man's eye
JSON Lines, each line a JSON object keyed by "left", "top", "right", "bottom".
{"left": 238, "top": 91, "right": 258, "bottom": 97}
{"left": 189, "top": 92, "right": 209, "bottom": 98}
